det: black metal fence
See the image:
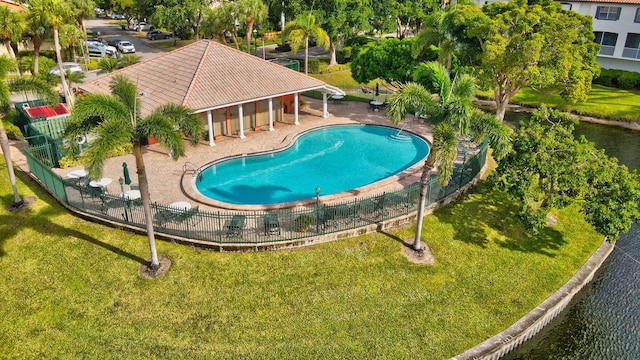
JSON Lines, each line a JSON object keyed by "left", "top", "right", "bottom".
{"left": 24, "top": 140, "right": 487, "bottom": 247}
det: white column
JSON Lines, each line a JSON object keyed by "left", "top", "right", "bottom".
{"left": 207, "top": 110, "right": 215, "bottom": 146}
{"left": 268, "top": 98, "right": 274, "bottom": 131}
{"left": 322, "top": 93, "right": 329, "bottom": 118}
{"left": 294, "top": 92, "right": 299, "bottom": 125}
{"left": 238, "top": 104, "right": 246, "bottom": 139}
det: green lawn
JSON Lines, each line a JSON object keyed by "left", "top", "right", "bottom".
{"left": 478, "top": 85, "right": 640, "bottom": 122}
{"left": 0, "top": 160, "right": 603, "bottom": 358}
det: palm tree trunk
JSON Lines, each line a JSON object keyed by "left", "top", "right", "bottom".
{"left": 32, "top": 37, "right": 42, "bottom": 74}
{"left": 304, "top": 36, "right": 309, "bottom": 75}
{"left": 245, "top": 19, "right": 254, "bottom": 54}
{"left": 133, "top": 144, "right": 160, "bottom": 268}
{"left": 81, "top": 18, "right": 90, "bottom": 65}
{"left": 413, "top": 159, "right": 433, "bottom": 250}
{"left": 0, "top": 123, "right": 23, "bottom": 206}
{"left": 53, "top": 28, "right": 74, "bottom": 108}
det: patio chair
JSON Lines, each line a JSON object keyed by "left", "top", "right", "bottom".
{"left": 153, "top": 203, "right": 177, "bottom": 227}
{"left": 227, "top": 215, "right": 246, "bottom": 238}
{"left": 176, "top": 206, "right": 201, "bottom": 226}
{"left": 263, "top": 213, "right": 281, "bottom": 236}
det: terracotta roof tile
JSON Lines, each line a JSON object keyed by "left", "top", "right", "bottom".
{"left": 78, "top": 40, "right": 327, "bottom": 116}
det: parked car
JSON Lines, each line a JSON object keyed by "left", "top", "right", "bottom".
{"left": 87, "top": 43, "right": 106, "bottom": 57}
{"left": 110, "top": 13, "right": 125, "bottom": 20}
{"left": 146, "top": 30, "right": 172, "bottom": 40}
{"left": 117, "top": 41, "right": 136, "bottom": 54}
{"left": 132, "top": 22, "right": 153, "bottom": 31}
{"left": 105, "top": 39, "right": 122, "bottom": 47}
{"left": 87, "top": 40, "right": 117, "bottom": 57}
{"left": 49, "top": 62, "right": 83, "bottom": 76}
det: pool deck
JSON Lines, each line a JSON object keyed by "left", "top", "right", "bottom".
{"left": 52, "top": 98, "right": 434, "bottom": 212}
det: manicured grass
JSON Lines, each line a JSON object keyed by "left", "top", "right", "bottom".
{"left": 0, "top": 162, "right": 602, "bottom": 359}
{"left": 478, "top": 85, "right": 640, "bottom": 122}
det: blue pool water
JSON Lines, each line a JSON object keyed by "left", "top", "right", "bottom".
{"left": 195, "top": 125, "right": 430, "bottom": 205}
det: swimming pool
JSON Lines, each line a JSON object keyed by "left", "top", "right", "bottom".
{"left": 195, "top": 125, "right": 430, "bottom": 205}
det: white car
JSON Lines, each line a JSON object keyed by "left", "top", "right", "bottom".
{"left": 49, "top": 62, "right": 83, "bottom": 76}
{"left": 132, "top": 22, "right": 153, "bottom": 31}
{"left": 118, "top": 41, "right": 136, "bottom": 54}
{"left": 87, "top": 40, "right": 117, "bottom": 57}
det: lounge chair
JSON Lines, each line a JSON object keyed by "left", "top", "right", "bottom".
{"left": 263, "top": 213, "right": 280, "bottom": 236}
{"left": 227, "top": 215, "right": 246, "bottom": 238}
{"left": 153, "top": 203, "right": 177, "bottom": 227}
{"left": 176, "top": 206, "right": 200, "bottom": 226}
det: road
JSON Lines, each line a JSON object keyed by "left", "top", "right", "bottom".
{"left": 85, "top": 18, "right": 167, "bottom": 63}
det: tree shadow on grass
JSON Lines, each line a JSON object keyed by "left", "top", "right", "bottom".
{"left": 431, "top": 186, "right": 566, "bottom": 257}
{"left": 0, "top": 175, "right": 145, "bottom": 264}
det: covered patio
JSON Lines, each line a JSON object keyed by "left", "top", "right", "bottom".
{"left": 78, "top": 39, "right": 345, "bottom": 146}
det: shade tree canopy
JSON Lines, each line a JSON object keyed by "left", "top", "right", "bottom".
{"left": 492, "top": 107, "right": 640, "bottom": 241}
{"left": 454, "top": 0, "right": 600, "bottom": 121}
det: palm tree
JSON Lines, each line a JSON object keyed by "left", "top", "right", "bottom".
{"left": 28, "top": 0, "right": 74, "bottom": 107}
{"left": 236, "top": 0, "right": 267, "bottom": 54}
{"left": 283, "top": 13, "right": 330, "bottom": 75}
{"left": 118, "top": 54, "right": 141, "bottom": 68}
{"left": 387, "top": 61, "right": 511, "bottom": 250}
{"left": 59, "top": 23, "right": 85, "bottom": 63}
{"left": 97, "top": 58, "right": 119, "bottom": 74}
{"left": 63, "top": 75, "right": 205, "bottom": 273}
{"left": 0, "top": 6, "right": 25, "bottom": 59}
{"left": 70, "top": 0, "right": 95, "bottom": 65}
{"left": 388, "top": 62, "right": 511, "bottom": 183}
{"left": 0, "top": 55, "right": 57, "bottom": 208}
{"left": 24, "top": 0, "right": 54, "bottom": 75}
{"left": 412, "top": 3, "right": 461, "bottom": 72}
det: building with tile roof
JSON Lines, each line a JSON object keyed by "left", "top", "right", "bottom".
{"left": 78, "top": 39, "right": 345, "bottom": 146}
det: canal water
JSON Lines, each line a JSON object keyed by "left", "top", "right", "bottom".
{"left": 502, "top": 118, "right": 640, "bottom": 359}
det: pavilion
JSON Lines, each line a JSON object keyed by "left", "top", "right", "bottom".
{"left": 78, "top": 39, "right": 345, "bottom": 146}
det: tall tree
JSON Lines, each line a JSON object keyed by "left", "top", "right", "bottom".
{"left": 315, "top": 0, "right": 373, "bottom": 66}
{"left": 284, "top": 13, "right": 330, "bottom": 75}
{"left": 28, "top": 0, "right": 75, "bottom": 107}
{"left": 24, "top": 0, "right": 53, "bottom": 75}
{"left": 458, "top": 0, "right": 600, "bottom": 121}
{"left": 200, "top": 3, "right": 239, "bottom": 49}
{"left": 236, "top": 0, "right": 268, "bottom": 54}
{"left": 493, "top": 107, "right": 640, "bottom": 240}
{"left": 0, "top": 55, "right": 57, "bottom": 208}
{"left": 0, "top": 6, "right": 25, "bottom": 59}
{"left": 387, "top": 61, "right": 511, "bottom": 185}
{"left": 351, "top": 38, "right": 429, "bottom": 87}
{"left": 153, "top": 0, "right": 203, "bottom": 45}
{"left": 63, "top": 75, "right": 205, "bottom": 272}
{"left": 71, "top": 0, "right": 96, "bottom": 65}
{"left": 59, "top": 23, "right": 85, "bottom": 63}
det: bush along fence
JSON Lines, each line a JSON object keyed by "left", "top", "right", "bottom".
{"left": 23, "top": 140, "right": 487, "bottom": 250}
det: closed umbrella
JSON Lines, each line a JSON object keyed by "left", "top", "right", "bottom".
{"left": 122, "top": 162, "right": 131, "bottom": 186}
{"left": 375, "top": 83, "right": 379, "bottom": 97}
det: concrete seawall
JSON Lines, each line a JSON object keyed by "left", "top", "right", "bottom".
{"left": 452, "top": 240, "right": 614, "bottom": 360}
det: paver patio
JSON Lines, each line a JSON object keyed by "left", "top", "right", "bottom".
{"left": 50, "top": 98, "right": 434, "bottom": 212}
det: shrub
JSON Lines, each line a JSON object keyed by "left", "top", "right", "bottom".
{"left": 345, "top": 35, "right": 373, "bottom": 48}
{"left": 337, "top": 46, "right": 352, "bottom": 64}
{"left": 293, "top": 214, "right": 314, "bottom": 232}
{"left": 2, "top": 120, "right": 22, "bottom": 140}
{"left": 308, "top": 59, "right": 320, "bottom": 73}
{"left": 58, "top": 154, "right": 83, "bottom": 169}
{"left": 617, "top": 72, "right": 640, "bottom": 89}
